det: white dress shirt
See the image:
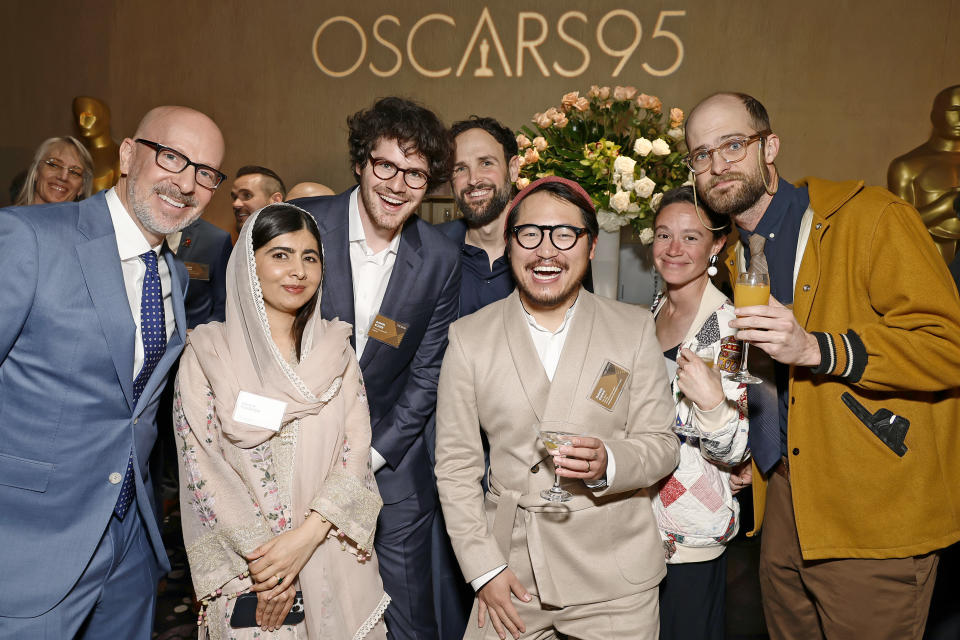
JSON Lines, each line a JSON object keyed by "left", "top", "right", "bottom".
{"left": 347, "top": 188, "right": 401, "bottom": 472}
{"left": 472, "top": 297, "right": 616, "bottom": 592}
{"left": 105, "top": 188, "right": 175, "bottom": 379}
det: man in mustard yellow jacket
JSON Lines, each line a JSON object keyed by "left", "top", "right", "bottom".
{"left": 684, "top": 92, "right": 960, "bottom": 640}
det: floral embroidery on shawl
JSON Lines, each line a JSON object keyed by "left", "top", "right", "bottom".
{"left": 250, "top": 443, "right": 292, "bottom": 535}
{"left": 175, "top": 386, "right": 217, "bottom": 527}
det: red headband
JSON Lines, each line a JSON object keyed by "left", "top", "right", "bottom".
{"left": 504, "top": 176, "right": 595, "bottom": 233}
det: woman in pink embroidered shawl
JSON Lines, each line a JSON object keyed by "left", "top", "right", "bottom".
{"left": 174, "top": 204, "right": 389, "bottom": 639}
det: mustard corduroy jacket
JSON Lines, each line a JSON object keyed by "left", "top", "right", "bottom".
{"left": 726, "top": 176, "right": 960, "bottom": 560}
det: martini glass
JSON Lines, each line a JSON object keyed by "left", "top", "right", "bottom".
{"left": 538, "top": 425, "right": 576, "bottom": 502}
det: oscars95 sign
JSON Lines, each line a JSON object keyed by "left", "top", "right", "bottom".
{"left": 312, "top": 7, "right": 686, "bottom": 79}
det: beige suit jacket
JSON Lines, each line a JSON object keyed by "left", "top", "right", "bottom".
{"left": 436, "top": 289, "right": 680, "bottom": 607}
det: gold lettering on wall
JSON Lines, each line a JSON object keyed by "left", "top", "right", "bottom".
{"left": 310, "top": 8, "right": 686, "bottom": 79}
{"left": 516, "top": 12, "right": 550, "bottom": 77}
{"left": 596, "top": 10, "right": 642, "bottom": 77}
{"left": 312, "top": 16, "right": 367, "bottom": 78}
{"left": 370, "top": 15, "right": 402, "bottom": 77}
{"left": 456, "top": 7, "right": 513, "bottom": 77}
{"left": 642, "top": 11, "right": 686, "bottom": 77}
{"left": 408, "top": 13, "right": 456, "bottom": 77}
{"left": 553, "top": 11, "right": 590, "bottom": 78}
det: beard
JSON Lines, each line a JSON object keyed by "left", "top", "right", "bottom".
{"left": 700, "top": 169, "right": 767, "bottom": 216}
{"left": 127, "top": 176, "right": 201, "bottom": 235}
{"left": 456, "top": 179, "right": 514, "bottom": 228}
{"left": 513, "top": 256, "right": 589, "bottom": 309}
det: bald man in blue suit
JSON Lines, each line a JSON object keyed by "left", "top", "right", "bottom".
{"left": 0, "top": 105, "right": 225, "bottom": 639}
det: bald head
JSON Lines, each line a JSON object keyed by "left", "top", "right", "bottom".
{"left": 118, "top": 105, "right": 226, "bottom": 246}
{"left": 285, "top": 182, "right": 336, "bottom": 200}
{"left": 686, "top": 93, "right": 771, "bottom": 148}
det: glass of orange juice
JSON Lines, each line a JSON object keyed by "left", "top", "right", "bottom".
{"left": 730, "top": 271, "right": 770, "bottom": 384}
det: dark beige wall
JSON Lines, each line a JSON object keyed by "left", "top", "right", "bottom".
{"left": 3, "top": 0, "right": 958, "bottom": 234}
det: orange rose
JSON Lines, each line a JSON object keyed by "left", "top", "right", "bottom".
{"left": 573, "top": 97, "right": 590, "bottom": 112}
{"left": 534, "top": 112, "right": 553, "bottom": 128}
{"left": 561, "top": 91, "right": 580, "bottom": 111}
{"left": 598, "top": 86, "right": 611, "bottom": 101}
{"left": 516, "top": 134, "right": 532, "bottom": 150}
{"left": 532, "top": 136, "right": 548, "bottom": 152}
{"left": 613, "top": 86, "right": 637, "bottom": 101}
{"left": 553, "top": 113, "right": 569, "bottom": 128}
{"left": 670, "top": 107, "right": 684, "bottom": 128}
{"left": 587, "top": 85, "right": 602, "bottom": 99}
{"left": 637, "top": 94, "right": 662, "bottom": 113}
{"left": 523, "top": 147, "right": 540, "bottom": 165}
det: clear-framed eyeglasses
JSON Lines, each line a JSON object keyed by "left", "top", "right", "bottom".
{"left": 684, "top": 129, "right": 772, "bottom": 175}
{"left": 511, "top": 224, "right": 590, "bottom": 251}
{"left": 368, "top": 155, "right": 430, "bottom": 190}
{"left": 42, "top": 159, "right": 84, "bottom": 180}
{"left": 135, "top": 139, "right": 227, "bottom": 189}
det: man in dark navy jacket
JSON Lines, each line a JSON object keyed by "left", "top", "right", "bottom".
{"left": 294, "top": 97, "right": 459, "bottom": 640}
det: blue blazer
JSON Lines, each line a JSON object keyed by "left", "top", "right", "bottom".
{"left": 295, "top": 189, "right": 461, "bottom": 504}
{"left": 177, "top": 217, "right": 232, "bottom": 329}
{"left": 0, "top": 192, "right": 188, "bottom": 617}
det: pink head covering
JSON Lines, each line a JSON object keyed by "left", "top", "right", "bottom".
{"left": 504, "top": 176, "right": 595, "bottom": 233}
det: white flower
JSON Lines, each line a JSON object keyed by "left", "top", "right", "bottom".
{"left": 650, "top": 192, "right": 664, "bottom": 211}
{"left": 621, "top": 173, "right": 635, "bottom": 191}
{"left": 634, "top": 176, "right": 656, "bottom": 199}
{"left": 613, "top": 155, "right": 636, "bottom": 175}
{"left": 667, "top": 127, "right": 684, "bottom": 141}
{"left": 633, "top": 137, "right": 653, "bottom": 157}
{"left": 639, "top": 228, "right": 655, "bottom": 244}
{"left": 597, "top": 208, "right": 627, "bottom": 233}
{"left": 651, "top": 138, "right": 671, "bottom": 156}
{"left": 609, "top": 190, "right": 632, "bottom": 213}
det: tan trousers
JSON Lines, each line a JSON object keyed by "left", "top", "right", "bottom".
{"left": 461, "top": 587, "right": 659, "bottom": 640}
{"left": 759, "top": 470, "right": 939, "bottom": 640}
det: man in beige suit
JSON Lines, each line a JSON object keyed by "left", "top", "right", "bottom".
{"left": 436, "top": 176, "right": 680, "bottom": 640}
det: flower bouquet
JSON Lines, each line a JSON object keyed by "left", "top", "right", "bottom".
{"left": 516, "top": 85, "right": 689, "bottom": 243}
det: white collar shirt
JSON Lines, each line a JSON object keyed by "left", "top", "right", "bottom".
{"left": 106, "top": 188, "right": 176, "bottom": 379}
{"left": 348, "top": 187, "right": 401, "bottom": 359}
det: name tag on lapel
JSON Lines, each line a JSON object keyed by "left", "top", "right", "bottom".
{"left": 183, "top": 261, "right": 211, "bottom": 281}
{"left": 589, "top": 360, "right": 630, "bottom": 411}
{"left": 233, "top": 391, "right": 287, "bottom": 431}
{"left": 367, "top": 314, "right": 408, "bottom": 348}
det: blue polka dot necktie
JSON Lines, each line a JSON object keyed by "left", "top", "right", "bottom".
{"left": 114, "top": 249, "right": 166, "bottom": 519}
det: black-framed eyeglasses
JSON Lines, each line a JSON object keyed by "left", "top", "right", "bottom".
{"left": 42, "top": 159, "right": 85, "bottom": 180}
{"left": 368, "top": 154, "right": 430, "bottom": 190}
{"left": 135, "top": 139, "right": 227, "bottom": 189}
{"left": 511, "top": 224, "right": 589, "bottom": 251}
{"left": 684, "top": 129, "right": 772, "bottom": 175}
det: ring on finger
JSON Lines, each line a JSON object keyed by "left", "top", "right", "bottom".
{"left": 275, "top": 574, "right": 284, "bottom": 585}
{"left": 586, "top": 460, "right": 591, "bottom": 473}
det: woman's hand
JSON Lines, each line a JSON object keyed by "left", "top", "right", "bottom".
{"left": 255, "top": 587, "right": 296, "bottom": 631}
{"left": 676, "top": 347, "right": 725, "bottom": 411}
{"left": 245, "top": 513, "right": 332, "bottom": 626}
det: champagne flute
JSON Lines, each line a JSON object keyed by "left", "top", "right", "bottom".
{"left": 537, "top": 423, "right": 577, "bottom": 503}
{"left": 729, "top": 271, "right": 770, "bottom": 384}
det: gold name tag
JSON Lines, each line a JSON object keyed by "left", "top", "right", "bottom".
{"left": 368, "top": 314, "right": 408, "bottom": 348}
{"left": 590, "top": 360, "right": 630, "bottom": 410}
{"left": 184, "top": 261, "right": 211, "bottom": 281}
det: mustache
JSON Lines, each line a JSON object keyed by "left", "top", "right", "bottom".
{"left": 155, "top": 183, "right": 198, "bottom": 207}
{"left": 707, "top": 172, "right": 749, "bottom": 189}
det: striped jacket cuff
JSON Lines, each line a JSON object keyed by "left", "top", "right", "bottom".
{"left": 810, "top": 330, "right": 867, "bottom": 382}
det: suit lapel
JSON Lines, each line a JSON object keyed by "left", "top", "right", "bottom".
{"left": 314, "top": 193, "right": 356, "bottom": 338}
{"left": 359, "top": 217, "right": 424, "bottom": 370}
{"left": 75, "top": 195, "right": 136, "bottom": 411}
{"left": 541, "top": 290, "right": 596, "bottom": 423}
{"left": 503, "top": 291, "right": 551, "bottom": 422}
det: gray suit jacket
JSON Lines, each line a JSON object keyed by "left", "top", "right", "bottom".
{"left": 436, "top": 289, "right": 680, "bottom": 607}
{"left": 0, "top": 192, "right": 187, "bottom": 616}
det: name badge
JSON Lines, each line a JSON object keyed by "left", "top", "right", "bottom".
{"left": 589, "top": 360, "right": 630, "bottom": 411}
{"left": 233, "top": 391, "right": 287, "bottom": 432}
{"left": 184, "top": 261, "right": 211, "bottom": 281}
{"left": 367, "top": 314, "right": 408, "bottom": 348}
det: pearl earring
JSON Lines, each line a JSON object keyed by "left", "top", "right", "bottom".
{"left": 707, "top": 254, "right": 718, "bottom": 277}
